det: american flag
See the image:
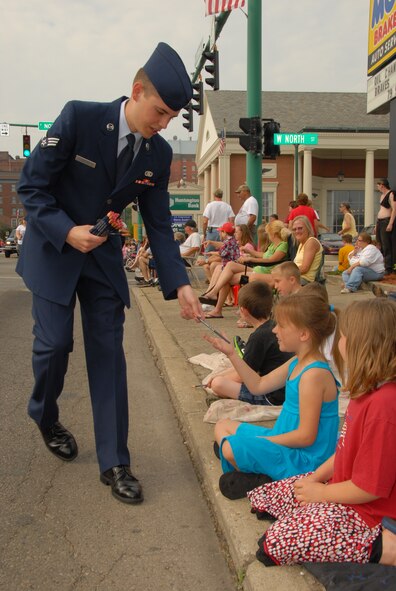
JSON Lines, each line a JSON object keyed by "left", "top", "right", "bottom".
{"left": 218, "top": 128, "right": 226, "bottom": 156}
{"left": 205, "top": 0, "right": 245, "bottom": 17}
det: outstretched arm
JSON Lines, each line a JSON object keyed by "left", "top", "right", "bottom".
{"left": 203, "top": 333, "right": 290, "bottom": 394}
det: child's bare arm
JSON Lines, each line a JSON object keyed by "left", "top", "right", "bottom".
{"left": 203, "top": 334, "right": 290, "bottom": 395}
{"left": 294, "top": 478, "right": 380, "bottom": 505}
{"left": 264, "top": 368, "right": 334, "bottom": 447}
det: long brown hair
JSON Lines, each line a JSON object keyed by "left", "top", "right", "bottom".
{"left": 339, "top": 299, "right": 396, "bottom": 398}
{"left": 274, "top": 289, "right": 340, "bottom": 370}
{"left": 235, "top": 224, "right": 253, "bottom": 247}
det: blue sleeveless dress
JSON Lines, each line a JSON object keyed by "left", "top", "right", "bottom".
{"left": 220, "top": 358, "right": 339, "bottom": 479}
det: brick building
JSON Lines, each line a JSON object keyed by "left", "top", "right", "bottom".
{"left": 0, "top": 152, "right": 25, "bottom": 232}
{"left": 167, "top": 137, "right": 198, "bottom": 184}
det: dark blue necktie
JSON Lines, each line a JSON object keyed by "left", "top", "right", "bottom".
{"left": 116, "top": 133, "right": 135, "bottom": 183}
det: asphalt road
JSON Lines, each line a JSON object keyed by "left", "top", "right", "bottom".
{"left": 0, "top": 256, "right": 236, "bottom": 591}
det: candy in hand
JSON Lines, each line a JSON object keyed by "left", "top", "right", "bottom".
{"left": 90, "top": 211, "right": 124, "bottom": 236}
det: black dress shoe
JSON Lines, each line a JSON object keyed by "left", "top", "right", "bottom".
{"left": 39, "top": 421, "right": 78, "bottom": 461}
{"left": 100, "top": 465, "right": 143, "bottom": 504}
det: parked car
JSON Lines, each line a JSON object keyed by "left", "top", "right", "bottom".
{"left": 4, "top": 229, "right": 18, "bottom": 258}
{"left": 362, "top": 224, "right": 376, "bottom": 242}
{"left": 318, "top": 232, "right": 344, "bottom": 255}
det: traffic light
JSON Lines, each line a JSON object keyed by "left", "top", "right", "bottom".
{"left": 23, "top": 134, "right": 31, "bottom": 157}
{"left": 191, "top": 81, "right": 204, "bottom": 116}
{"left": 238, "top": 117, "right": 262, "bottom": 154}
{"left": 263, "top": 120, "right": 281, "bottom": 159}
{"left": 182, "top": 103, "right": 194, "bottom": 133}
{"left": 204, "top": 49, "right": 219, "bottom": 91}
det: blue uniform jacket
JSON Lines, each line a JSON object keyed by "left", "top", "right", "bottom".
{"left": 16, "top": 97, "right": 190, "bottom": 306}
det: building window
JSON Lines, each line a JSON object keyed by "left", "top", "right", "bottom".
{"left": 11, "top": 218, "right": 17, "bottom": 228}
{"left": 326, "top": 190, "right": 370, "bottom": 233}
{"left": 261, "top": 192, "right": 275, "bottom": 222}
{"left": 0, "top": 208, "right": 3, "bottom": 215}
{"left": 11, "top": 196, "right": 17, "bottom": 204}
{"left": 11, "top": 184, "right": 16, "bottom": 192}
{"left": 0, "top": 184, "right": 2, "bottom": 191}
{"left": 12, "top": 208, "right": 17, "bottom": 216}
{"left": 0, "top": 196, "right": 2, "bottom": 203}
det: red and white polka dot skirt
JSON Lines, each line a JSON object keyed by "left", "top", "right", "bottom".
{"left": 248, "top": 475, "right": 381, "bottom": 565}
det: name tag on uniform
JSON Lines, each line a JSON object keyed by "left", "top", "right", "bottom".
{"left": 75, "top": 155, "right": 96, "bottom": 168}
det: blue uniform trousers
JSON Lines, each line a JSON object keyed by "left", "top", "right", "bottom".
{"left": 28, "top": 254, "right": 130, "bottom": 473}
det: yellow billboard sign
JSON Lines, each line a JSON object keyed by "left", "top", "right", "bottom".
{"left": 368, "top": 0, "right": 396, "bottom": 76}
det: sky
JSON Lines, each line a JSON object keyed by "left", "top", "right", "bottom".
{"left": 0, "top": 1, "right": 370, "bottom": 158}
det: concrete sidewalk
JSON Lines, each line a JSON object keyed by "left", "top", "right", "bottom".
{"left": 130, "top": 273, "right": 391, "bottom": 591}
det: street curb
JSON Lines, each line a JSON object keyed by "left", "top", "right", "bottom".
{"left": 132, "top": 286, "right": 324, "bottom": 591}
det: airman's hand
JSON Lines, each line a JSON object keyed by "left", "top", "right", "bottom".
{"left": 66, "top": 225, "right": 107, "bottom": 253}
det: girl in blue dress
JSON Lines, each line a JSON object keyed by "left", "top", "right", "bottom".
{"left": 204, "top": 290, "right": 341, "bottom": 488}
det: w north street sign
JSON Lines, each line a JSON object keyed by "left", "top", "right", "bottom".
{"left": 38, "top": 121, "right": 53, "bottom": 131}
{"left": 274, "top": 133, "right": 318, "bottom": 145}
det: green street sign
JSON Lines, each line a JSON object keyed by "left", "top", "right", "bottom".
{"left": 274, "top": 133, "right": 318, "bottom": 146}
{"left": 38, "top": 121, "right": 53, "bottom": 131}
{"left": 169, "top": 194, "right": 200, "bottom": 211}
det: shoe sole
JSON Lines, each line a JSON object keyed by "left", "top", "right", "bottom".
{"left": 100, "top": 474, "right": 144, "bottom": 504}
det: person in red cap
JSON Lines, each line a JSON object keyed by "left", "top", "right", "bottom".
{"left": 203, "top": 222, "right": 240, "bottom": 270}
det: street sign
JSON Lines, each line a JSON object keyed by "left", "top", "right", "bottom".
{"left": 38, "top": 121, "right": 53, "bottom": 131}
{"left": 274, "top": 133, "right": 318, "bottom": 145}
{"left": 169, "top": 195, "right": 200, "bottom": 211}
{"left": 0, "top": 123, "right": 10, "bottom": 136}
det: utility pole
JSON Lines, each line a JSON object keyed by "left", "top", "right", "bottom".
{"left": 246, "top": 0, "right": 262, "bottom": 225}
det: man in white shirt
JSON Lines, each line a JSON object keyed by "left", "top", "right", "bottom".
{"left": 234, "top": 184, "right": 258, "bottom": 235}
{"left": 15, "top": 217, "right": 26, "bottom": 254}
{"left": 180, "top": 219, "right": 202, "bottom": 265}
{"left": 202, "top": 189, "right": 234, "bottom": 252}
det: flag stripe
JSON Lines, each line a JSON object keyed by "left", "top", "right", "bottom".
{"left": 205, "top": 0, "right": 245, "bottom": 17}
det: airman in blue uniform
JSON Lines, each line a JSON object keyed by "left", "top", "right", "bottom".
{"left": 17, "top": 42, "right": 202, "bottom": 504}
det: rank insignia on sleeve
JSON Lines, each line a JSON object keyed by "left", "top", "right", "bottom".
{"left": 40, "top": 136, "right": 60, "bottom": 149}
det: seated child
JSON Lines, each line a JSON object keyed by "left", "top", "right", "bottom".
{"left": 208, "top": 282, "right": 292, "bottom": 406}
{"left": 236, "top": 261, "right": 301, "bottom": 328}
{"left": 271, "top": 261, "right": 301, "bottom": 297}
{"left": 248, "top": 299, "right": 396, "bottom": 567}
{"left": 204, "top": 290, "right": 340, "bottom": 497}
{"left": 335, "top": 233, "right": 354, "bottom": 273}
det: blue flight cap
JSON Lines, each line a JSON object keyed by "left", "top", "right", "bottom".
{"left": 143, "top": 42, "right": 193, "bottom": 111}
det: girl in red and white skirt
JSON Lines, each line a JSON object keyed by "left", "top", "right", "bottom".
{"left": 248, "top": 298, "right": 396, "bottom": 566}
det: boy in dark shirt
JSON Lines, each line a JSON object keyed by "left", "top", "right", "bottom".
{"left": 208, "top": 282, "right": 292, "bottom": 405}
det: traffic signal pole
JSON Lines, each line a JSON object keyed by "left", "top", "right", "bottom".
{"left": 246, "top": 0, "right": 263, "bottom": 227}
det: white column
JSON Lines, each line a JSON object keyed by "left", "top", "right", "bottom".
{"left": 211, "top": 161, "right": 218, "bottom": 195}
{"left": 218, "top": 154, "right": 231, "bottom": 203}
{"left": 297, "top": 152, "right": 303, "bottom": 194}
{"left": 198, "top": 173, "right": 204, "bottom": 212}
{"left": 204, "top": 168, "right": 211, "bottom": 208}
{"left": 364, "top": 149, "right": 375, "bottom": 225}
{"left": 302, "top": 149, "right": 312, "bottom": 197}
